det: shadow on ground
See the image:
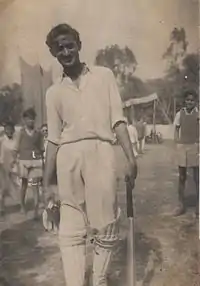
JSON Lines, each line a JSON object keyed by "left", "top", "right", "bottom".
{"left": 0, "top": 217, "right": 163, "bottom": 286}
{"left": 108, "top": 231, "right": 163, "bottom": 286}
{"left": 0, "top": 218, "right": 64, "bottom": 286}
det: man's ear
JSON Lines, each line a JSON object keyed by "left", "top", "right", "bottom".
{"left": 49, "top": 47, "right": 57, "bottom": 57}
{"left": 78, "top": 41, "right": 82, "bottom": 51}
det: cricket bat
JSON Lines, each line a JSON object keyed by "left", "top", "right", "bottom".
{"left": 126, "top": 177, "right": 136, "bottom": 286}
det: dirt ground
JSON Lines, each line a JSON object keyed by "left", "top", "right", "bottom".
{"left": 0, "top": 142, "right": 199, "bottom": 286}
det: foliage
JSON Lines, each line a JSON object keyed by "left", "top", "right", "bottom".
{"left": 95, "top": 29, "right": 198, "bottom": 125}
{"left": 95, "top": 44, "right": 137, "bottom": 76}
{"left": 95, "top": 45, "right": 147, "bottom": 101}
{"left": 163, "top": 27, "right": 188, "bottom": 76}
{"left": 0, "top": 83, "right": 23, "bottom": 125}
{"left": 153, "top": 27, "right": 199, "bottom": 121}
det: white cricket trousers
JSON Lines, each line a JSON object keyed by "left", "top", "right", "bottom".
{"left": 56, "top": 140, "right": 120, "bottom": 286}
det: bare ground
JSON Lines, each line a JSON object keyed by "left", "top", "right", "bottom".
{"left": 0, "top": 143, "right": 199, "bottom": 286}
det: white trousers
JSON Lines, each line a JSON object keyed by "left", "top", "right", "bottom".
{"left": 57, "top": 140, "right": 120, "bottom": 286}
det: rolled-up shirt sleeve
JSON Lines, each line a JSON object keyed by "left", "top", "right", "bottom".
{"left": 46, "top": 87, "right": 62, "bottom": 145}
{"left": 108, "top": 70, "right": 126, "bottom": 128}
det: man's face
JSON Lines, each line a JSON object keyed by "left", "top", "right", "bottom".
{"left": 24, "top": 117, "right": 35, "bottom": 129}
{"left": 53, "top": 34, "right": 80, "bottom": 68}
{"left": 41, "top": 126, "right": 48, "bottom": 138}
{"left": 185, "top": 94, "right": 196, "bottom": 111}
{"left": 124, "top": 63, "right": 135, "bottom": 77}
{"left": 4, "top": 126, "right": 14, "bottom": 139}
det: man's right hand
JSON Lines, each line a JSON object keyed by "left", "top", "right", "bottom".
{"left": 43, "top": 185, "right": 55, "bottom": 208}
{"left": 43, "top": 185, "right": 60, "bottom": 208}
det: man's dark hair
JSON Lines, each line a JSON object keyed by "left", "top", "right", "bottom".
{"left": 22, "top": 107, "right": 36, "bottom": 119}
{"left": 2, "top": 120, "right": 15, "bottom": 129}
{"left": 41, "top": 123, "right": 48, "bottom": 129}
{"left": 46, "top": 23, "right": 81, "bottom": 54}
{"left": 183, "top": 89, "right": 198, "bottom": 101}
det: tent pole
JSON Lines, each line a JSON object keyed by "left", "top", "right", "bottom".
{"left": 153, "top": 99, "right": 156, "bottom": 133}
{"left": 131, "top": 105, "right": 135, "bottom": 124}
{"left": 173, "top": 97, "right": 176, "bottom": 120}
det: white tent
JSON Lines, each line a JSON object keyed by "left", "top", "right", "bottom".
{"left": 123, "top": 93, "right": 172, "bottom": 132}
{"left": 122, "top": 93, "right": 158, "bottom": 108}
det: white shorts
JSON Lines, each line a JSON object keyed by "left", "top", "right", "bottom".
{"left": 18, "top": 159, "right": 43, "bottom": 179}
{"left": 176, "top": 143, "right": 199, "bottom": 167}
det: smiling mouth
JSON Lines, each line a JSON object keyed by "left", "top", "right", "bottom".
{"left": 62, "top": 55, "right": 74, "bottom": 64}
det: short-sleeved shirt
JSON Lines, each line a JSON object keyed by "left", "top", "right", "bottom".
{"left": 45, "top": 66, "right": 126, "bottom": 145}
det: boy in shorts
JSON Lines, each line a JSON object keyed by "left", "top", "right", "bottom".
{"left": 15, "top": 108, "right": 44, "bottom": 219}
{"left": 173, "top": 90, "right": 199, "bottom": 217}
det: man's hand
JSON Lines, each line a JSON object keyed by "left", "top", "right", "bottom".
{"left": 125, "top": 160, "right": 137, "bottom": 189}
{"left": 174, "top": 126, "right": 180, "bottom": 144}
{"left": 43, "top": 185, "right": 55, "bottom": 208}
{"left": 43, "top": 184, "right": 60, "bottom": 208}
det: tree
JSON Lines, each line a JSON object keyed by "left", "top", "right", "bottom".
{"left": 182, "top": 53, "right": 199, "bottom": 87}
{"left": 95, "top": 45, "right": 165, "bottom": 124}
{"left": 0, "top": 83, "right": 23, "bottom": 125}
{"left": 95, "top": 45, "right": 142, "bottom": 102}
{"left": 163, "top": 27, "right": 188, "bottom": 77}
{"left": 161, "top": 27, "right": 199, "bottom": 119}
{"left": 95, "top": 44, "right": 137, "bottom": 76}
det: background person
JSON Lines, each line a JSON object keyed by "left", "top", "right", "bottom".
{"left": 0, "top": 121, "right": 19, "bottom": 216}
{"left": 173, "top": 90, "right": 199, "bottom": 217}
{"left": 136, "top": 116, "right": 147, "bottom": 154}
{"left": 14, "top": 108, "right": 44, "bottom": 219}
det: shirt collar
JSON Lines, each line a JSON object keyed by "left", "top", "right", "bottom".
{"left": 3, "top": 134, "right": 13, "bottom": 141}
{"left": 183, "top": 107, "right": 198, "bottom": 115}
{"left": 60, "top": 63, "right": 90, "bottom": 83}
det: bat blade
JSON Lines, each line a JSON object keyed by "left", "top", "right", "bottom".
{"left": 126, "top": 179, "right": 136, "bottom": 286}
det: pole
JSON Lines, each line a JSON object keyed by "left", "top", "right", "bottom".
{"left": 173, "top": 97, "right": 176, "bottom": 120}
{"left": 126, "top": 178, "right": 136, "bottom": 286}
{"left": 39, "top": 65, "right": 44, "bottom": 127}
{"left": 152, "top": 99, "right": 156, "bottom": 133}
{"left": 130, "top": 105, "right": 135, "bottom": 124}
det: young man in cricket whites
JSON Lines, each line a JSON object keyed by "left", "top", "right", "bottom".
{"left": 44, "top": 23, "right": 137, "bottom": 286}
{"left": 173, "top": 90, "right": 199, "bottom": 217}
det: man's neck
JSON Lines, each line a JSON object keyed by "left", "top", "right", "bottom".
{"left": 63, "top": 62, "right": 84, "bottom": 81}
{"left": 25, "top": 126, "right": 34, "bottom": 134}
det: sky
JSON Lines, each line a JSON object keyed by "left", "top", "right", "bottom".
{"left": 0, "top": 0, "right": 198, "bottom": 86}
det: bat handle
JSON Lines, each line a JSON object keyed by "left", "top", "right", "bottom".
{"left": 126, "top": 178, "right": 134, "bottom": 218}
